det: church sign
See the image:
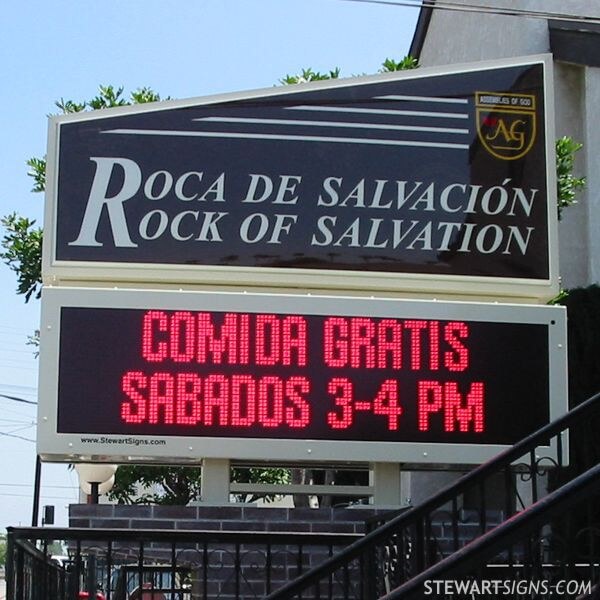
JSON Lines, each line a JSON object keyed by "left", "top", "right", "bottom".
{"left": 43, "top": 55, "right": 557, "bottom": 300}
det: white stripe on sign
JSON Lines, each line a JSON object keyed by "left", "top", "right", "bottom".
{"left": 286, "top": 105, "right": 469, "bottom": 119}
{"left": 375, "top": 95, "right": 469, "bottom": 104}
{"left": 195, "top": 116, "right": 469, "bottom": 135}
{"left": 103, "top": 128, "right": 470, "bottom": 149}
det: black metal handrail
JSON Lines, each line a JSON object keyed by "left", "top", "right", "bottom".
{"left": 383, "top": 461, "right": 600, "bottom": 599}
{"left": 7, "top": 526, "right": 359, "bottom": 545}
{"left": 6, "top": 526, "right": 360, "bottom": 600}
{"left": 266, "top": 391, "right": 600, "bottom": 599}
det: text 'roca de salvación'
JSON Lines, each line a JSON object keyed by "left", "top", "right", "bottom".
{"left": 69, "top": 158, "right": 539, "bottom": 256}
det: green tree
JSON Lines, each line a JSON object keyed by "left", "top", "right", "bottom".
{"left": 108, "top": 465, "right": 204, "bottom": 505}
{"left": 1, "top": 85, "right": 163, "bottom": 304}
{"left": 556, "top": 135, "right": 586, "bottom": 219}
{"left": 0, "top": 534, "right": 6, "bottom": 567}
{"left": 280, "top": 55, "right": 418, "bottom": 84}
{"left": 280, "top": 67, "right": 341, "bottom": 85}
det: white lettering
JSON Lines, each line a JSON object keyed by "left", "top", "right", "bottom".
{"left": 240, "top": 213, "right": 269, "bottom": 243}
{"left": 317, "top": 177, "right": 342, "bottom": 206}
{"left": 174, "top": 172, "right": 203, "bottom": 201}
{"left": 242, "top": 174, "right": 273, "bottom": 203}
{"left": 139, "top": 209, "right": 168, "bottom": 240}
{"left": 69, "top": 157, "right": 141, "bottom": 248}
{"left": 311, "top": 216, "right": 336, "bottom": 245}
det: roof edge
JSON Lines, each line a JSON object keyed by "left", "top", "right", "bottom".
{"left": 409, "top": 1, "right": 435, "bottom": 60}
{"left": 549, "top": 19, "right": 600, "bottom": 68}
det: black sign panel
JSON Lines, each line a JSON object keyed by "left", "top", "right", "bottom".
{"left": 57, "top": 307, "right": 549, "bottom": 445}
{"left": 49, "top": 58, "right": 552, "bottom": 287}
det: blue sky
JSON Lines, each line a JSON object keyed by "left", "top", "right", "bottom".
{"left": 0, "top": 0, "right": 419, "bottom": 529}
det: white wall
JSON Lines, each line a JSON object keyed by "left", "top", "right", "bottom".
{"left": 418, "top": 0, "right": 598, "bottom": 289}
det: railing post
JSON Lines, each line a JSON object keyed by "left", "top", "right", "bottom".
{"left": 6, "top": 529, "right": 15, "bottom": 600}
{"left": 40, "top": 539, "right": 48, "bottom": 600}
{"left": 86, "top": 554, "right": 97, "bottom": 599}
{"left": 15, "top": 537, "right": 24, "bottom": 600}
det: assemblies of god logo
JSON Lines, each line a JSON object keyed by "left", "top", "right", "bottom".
{"left": 476, "top": 92, "right": 537, "bottom": 160}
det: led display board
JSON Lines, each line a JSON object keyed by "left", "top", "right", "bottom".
{"left": 37, "top": 288, "right": 567, "bottom": 464}
{"left": 43, "top": 55, "right": 558, "bottom": 301}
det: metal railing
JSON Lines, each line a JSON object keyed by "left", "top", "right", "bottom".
{"left": 266, "top": 391, "right": 600, "bottom": 599}
{"left": 5, "top": 527, "right": 360, "bottom": 600}
{"left": 383, "top": 462, "right": 600, "bottom": 599}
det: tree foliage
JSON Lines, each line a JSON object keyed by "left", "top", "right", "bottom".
{"left": 280, "top": 56, "right": 419, "bottom": 85}
{"left": 0, "top": 534, "right": 6, "bottom": 567}
{"left": 1, "top": 213, "right": 43, "bottom": 301}
{"left": 380, "top": 56, "right": 419, "bottom": 71}
{"left": 556, "top": 135, "right": 586, "bottom": 219}
{"left": 549, "top": 285, "right": 600, "bottom": 495}
{"left": 280, "top": 67, "right": 341, "bottom": 85}
{"left": 105, "top": 464, "right": 290, "bottom": 505}
{"left": 107, "top": 465, "right": 204, "bottom": 505}
{"left": 1, "top": 85, "right": 164, "bottom": 304}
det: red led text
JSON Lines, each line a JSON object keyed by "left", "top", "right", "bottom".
{"left": 323, "top": 318, "right": 469, "bottom": 371}
{"left": 142, "top": 310, "right": 307, "bottom": 366}
{"left": 121, "top": 372, "right": 311, "bottom": 429}
{"left": 327, "top": 378, "right": 403, "bottom": 430}
{"left": 418, "top": 380, "right": 485, "bottom": 433}
{"left": 118, "top": 309, "right": 486, "bottom": 437}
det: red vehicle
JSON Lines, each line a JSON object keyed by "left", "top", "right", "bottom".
{"left": 111, "top": 564, "right": 191, "bottom": 599}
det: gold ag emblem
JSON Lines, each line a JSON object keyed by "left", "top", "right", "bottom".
{"left": 476, "top": 92, "right": 536, "bottom": 160}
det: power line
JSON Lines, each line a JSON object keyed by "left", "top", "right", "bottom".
{"left": 0, "top": 356, "right": 37, "bottom": 365}
{"left": 0, "top": 326, "right": 35, "bottom": 336}
{"left": 0, "top": 382, "right": 37, "bottom": 393}
{"left": 0, "top": 364, "right": 37, "bottom": 373}
{"left": 0, "top": 392, "right": 37, "bottom": 405}
{"left": 0, "top": 361, "right": 37, "bottom": 370}
{"left": 0, "top": 405, "right": 36, "bottom": 422}
{"left": 4, "top": 424, "right": 35, "bottom": 435}
{"left": 0, "top": 483, "right": 78, "bottom": 489}
{"left": 0, "top": 430, "right": 35, "bottom": 442}
{"left": 338, "top": 0, "right": 600, "bottom": 25}
{"left": 0, "top": 492, "right": 75, "bottom": 500}
{"left": 0, "top": 387, "right": 37, "bottom": 401}
{"left": 0, "top": 346, "right": 36, "bottom": 355}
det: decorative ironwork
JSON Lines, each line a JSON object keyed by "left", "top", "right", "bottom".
{"left": 5, "top": 528, "right": 358, "bottom": 600}
{"left": 266, "top": 392, "right": 600, "bottom": 599}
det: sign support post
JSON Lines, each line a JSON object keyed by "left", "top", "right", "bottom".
{"left": 31, "top": 455, "right": 42, "bottom": 527}
{"left": 200, "top": 458, "right": 231, "bottom": 504}
{"left": 370, "top": 463, "right": 402, "bottom": 505}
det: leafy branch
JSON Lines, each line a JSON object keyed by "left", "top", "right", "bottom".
{"left": 1, "top": 213, "right": 43, "bottom": 301}
{"left": 1, "top": 85, "right": 163, "bottom": 304}
{"left": 280, "top": 56, "right": 419, "bottom": 84}
{"left": 556, "top": 135, "right": 586, "bottom": 219}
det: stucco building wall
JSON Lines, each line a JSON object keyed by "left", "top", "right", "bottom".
{"left": 414, "top": 0, "right": 599, "bottom": 289}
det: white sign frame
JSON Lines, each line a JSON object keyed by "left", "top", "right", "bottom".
{"left": 37, "top": 287, "right": 568, "bottom": 465}
{"left": 41, "top": 55, "right": 559, "bottom": 303}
